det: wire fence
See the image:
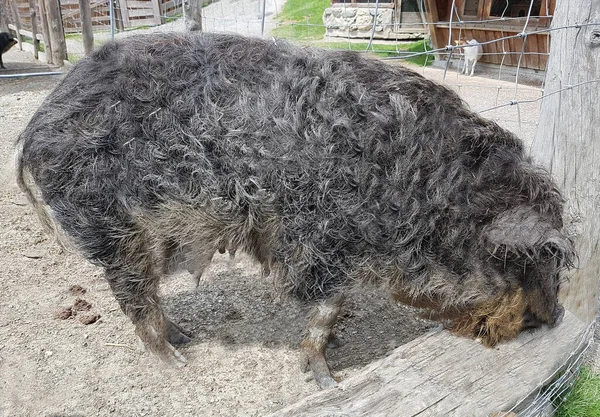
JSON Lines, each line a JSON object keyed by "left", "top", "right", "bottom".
{"left": 3, "top": 0, "right": 598, "bottom": 414}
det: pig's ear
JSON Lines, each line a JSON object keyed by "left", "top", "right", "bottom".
{"left": 481, "top": 206, "right": 575, "bottom": 269}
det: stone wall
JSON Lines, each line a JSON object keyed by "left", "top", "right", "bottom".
{"left": 323, "top": 6, "right": 425, "bottom": 40}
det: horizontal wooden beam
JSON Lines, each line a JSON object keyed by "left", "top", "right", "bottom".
{"left": 7, "top": 24, "right": 44, "bottom": 41}
{"left": 268, "top": 311, "right": 590, "bottom": 416}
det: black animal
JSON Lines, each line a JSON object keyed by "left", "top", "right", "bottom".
{"left": 0, "top": 32, "right": 17, "bottom": 69}
{"left": 16, "top": 32, "right": 574, "bottom": 389}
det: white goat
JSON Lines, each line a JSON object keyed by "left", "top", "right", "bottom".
{"left": 457, "top": 39, "right": 483, "bottom": 76}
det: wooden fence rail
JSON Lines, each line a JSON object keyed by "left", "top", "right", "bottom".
{"left": 2, "top": 0, "right": 186, "bottom": 65}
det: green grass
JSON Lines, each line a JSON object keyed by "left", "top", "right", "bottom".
{"left": 271, "top": 0, "right": 329, "bottom": 41}
{"left": 404, "top": 39, "right": 434, "bottom": 66}
{"left": 65, "top": 33, "right": 83, "bottom": 41}
{"left": 67, "top": 53, "right": 81, "bottom": 64}
{"left": 19, "top": 35, "right": 45, "bottom": 53}
{"left": 315, "top": 41, "right": 400, "bottom": 56}
{"left": 556, "top": 367, "right": 600, "bottom": 417}
{"left": 271, "top": 0, "right": 433, "bottom": 65}
{"left": 311, "top": 39, "right": 433, "bottom": 66}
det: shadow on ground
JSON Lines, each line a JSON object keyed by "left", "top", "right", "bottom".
{"left": 163, "top": 254, "right": 437, "bottom": 372}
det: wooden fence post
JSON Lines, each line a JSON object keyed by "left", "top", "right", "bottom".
{"left": 38, "top": 0, "right": 53, "bottom": 64}
{"left": 44, "top": 0, "right": 66, "bottom": 66}
{"left": 78, "top": 0, "right": 93, "bottom": 55}
{"left": 422, "top": 0, "right": 445, "bottom": 62}
{"left": 151, "top": 0, "right": 162, "bottom": 25}
{"left": 1, "top": 1, "right": 9, "bottom": 32}
{"left": 183, "top": 0, "right": 202, "bottom": 31}
{"left": 530, "top": 0, "right": 600, "bottom": 324}
{"left": 114, "top": 0, "right": 125, "bottom": 31}
{"left": 116, "top": 0, "right": 130, "bottom": 28}
{"left": 28, "top": 0, "right": 39, "bottom": 59}
{"left": 9, "top": 0, "right": 23, "bottom": 49}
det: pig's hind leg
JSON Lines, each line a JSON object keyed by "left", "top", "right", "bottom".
{"left": 105, "top": 264, "right": 188, "bottom": 367}
{"left": 300, "top": 293, "right": 345, "bottom": 389}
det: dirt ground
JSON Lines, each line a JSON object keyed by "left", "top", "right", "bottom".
{"left": 0, "top": 43, "right": 593, "bottom": 417}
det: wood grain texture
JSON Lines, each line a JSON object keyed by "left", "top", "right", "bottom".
{"left": 268, "top": 311, "right": 588, "bottom": 417}
{"left": 530, "top": 0, "right": 600, "bottom": 323}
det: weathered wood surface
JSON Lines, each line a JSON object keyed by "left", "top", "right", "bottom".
{"left": 27, "top": 0, "right": 39, "bottom": 59}
{"left": 44, "top": 0, "right": 67, "bottom": 66}
{"left": 530, "top": 0, "right": 600, "bottom": 324}
{"left": 78, "top": 0, "right": 93, "bottom": 55}
{"left": 183, "top": 0, "right": 202, "bottom": 32}
{"left": 268, "top": 311, "right": 589, "bottom": 417}
{"left": 9, "top": 0, "right": 24, "bottom": 49}
{"left": 37, "top": 0, "right": 53, "bottom": 64}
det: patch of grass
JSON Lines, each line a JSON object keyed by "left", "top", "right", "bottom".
{"left": 271, "top": 0, "right": 329, "bottom": 41}
{"left": 67, "top": 53, "right": 81, "bottom": 64}
{"left": 269, "top": 0, "right": 433, "bottom": 65}
{"left": 65, "top": 33, "right": 83, "bottom": 41}
{"left": 312, "top": 39, "right": 433, "bottom": 66}
{"left": 555, "top": 367, "right": 600, "bottom": 417}
{"left": 404, "top": 39, "right": 434, "bottom": 66}
{"left": 165, "top": 13, "right": 183, "bottom": 23}
{"left": 319, "top": 41, "right": 398, "bottom": 53}
{"left": 19, "top": 35, "right": 45, "bottom": 53}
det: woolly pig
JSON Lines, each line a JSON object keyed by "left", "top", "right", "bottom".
{"left": 16, "top": 32, "right": 574, "bottom": 389}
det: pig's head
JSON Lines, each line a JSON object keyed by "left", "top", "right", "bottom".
{"left": 451, "top": 206, "right": 575, "bottom": 346}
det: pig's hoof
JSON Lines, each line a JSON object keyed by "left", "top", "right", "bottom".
{"left": 166, "top": 320, "right": 192, "bottom": 346}
{"left": 315, "top": 374, "right": 338, "bottom": 389}
{"left": 162, "top": 343, "right": 188, "bottom": 368}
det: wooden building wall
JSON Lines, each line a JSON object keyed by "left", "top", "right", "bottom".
{"left": 423, "top": 0, "right": 555, "bottom": 70}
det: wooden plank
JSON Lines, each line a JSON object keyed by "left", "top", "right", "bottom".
{"left": 422, "top": 0, "right": 445, "bottom": 61}
{"left": 151, "top": 0, "right": 162, "bottom": 24}
{"left": 125, "top": 17, "right": 160, "bottom": 26}
{"left": 117, "top": 0, "right": 131, "bottom": 27}
{"left": 128, "top": 0, "right": 157, "bottom": 7}
{"left": 539, "top": 33, "right": 549, "bottom": 70}
{"left": 45, "top": 0, "right": 67, "bottom": 66}
{"left": 532, "top": 0, "right": 600, "bottom": 324}
{"left": 267, "top": 311, "right": 589, "bottom": 416}
{"left": 37, "top": 0, "right": 52, "bottom": 64}
{"left": 513, "top": 34, "right": 525, "bottom": 69}
{"left": 7, "top": 24, "right": 34, "bottom": 39}
{"left": 528, "top": 33, "right": 540, "bottom": 70}
{"left": 481, "top": 0, "right": 492, "bottom": 20}
{"left": 9, "top": 0, "right": 24, "bottom": 50}
{"left": 484, "top": 29, "right": 499, "bottom": 65}
{"left": 539, "top": 0, "right": 551, "bottom": 27}
{"left": 505, "top": 32, "right": 516, "bottom": 66}
{"left": 78, "top": 0, "right": 94, "bottom": 55}
{"left": 183, "top": 0, "right": 202, "bottom": 31}
{"left": 494, "top": 30, "right": 506, "bottom": 65}
{"left": 127, "top": 8, "right": 155, "bottom": 17}
{"left": 27, "top": 0, "right": 39, "bottom": 59}
{"left": 6, "top": 25, "right": 44, "bottom": 41}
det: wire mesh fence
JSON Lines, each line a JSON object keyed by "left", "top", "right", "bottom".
{"left": 2, "top": 0, "right": 598, "bottom": 414}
